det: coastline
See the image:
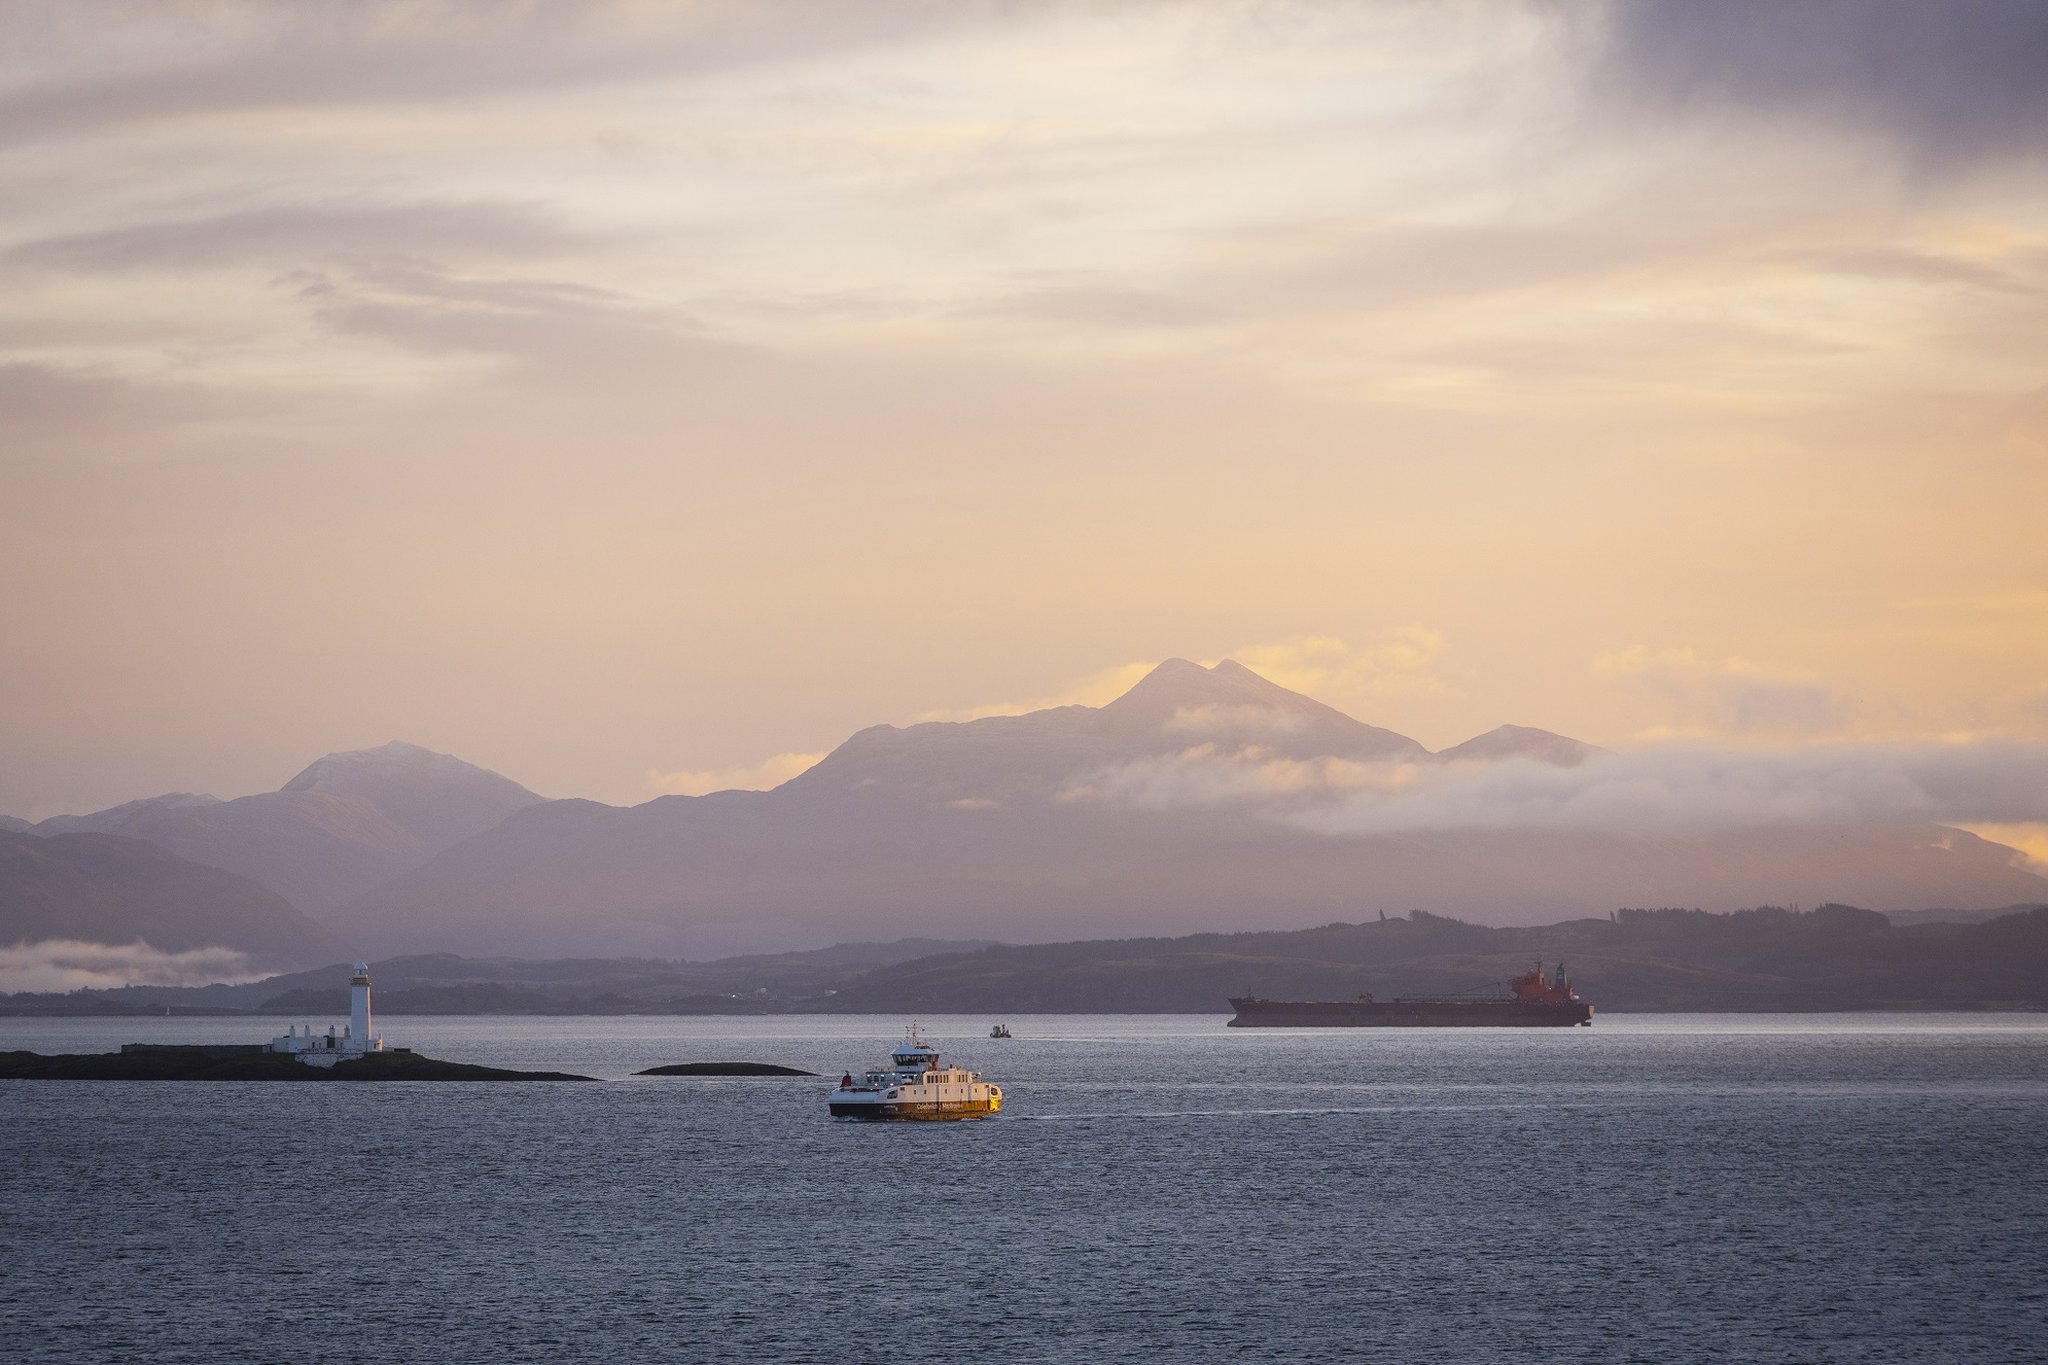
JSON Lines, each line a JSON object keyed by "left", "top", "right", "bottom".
{"left": 0, "top": 1048, "right": 593, "bottom": 1082}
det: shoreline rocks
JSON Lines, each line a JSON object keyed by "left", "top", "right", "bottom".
{"left": 0, "top": 1048, "right": 593, "bottom": 1082}
{"left": 635, "top": 1061, "right": 816, "bottom": 1077}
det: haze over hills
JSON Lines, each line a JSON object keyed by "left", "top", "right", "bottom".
{"left": 8, "top": 660, "right": 2045, "bottom": 972}
{"left": 0, "top": 830, "right": 341, "bottom": 973}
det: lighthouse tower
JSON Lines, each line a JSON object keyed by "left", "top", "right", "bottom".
{"left": 350, "top": 961, "right": 374, "bottom": 1048}
{"left": 266, "top": 961, "right": 388, "bottom": 1065}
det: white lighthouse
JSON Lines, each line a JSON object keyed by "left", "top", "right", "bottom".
{"left": 266, "top": 962, "right": 387, "bottom": 1067}
{"left": 350, "top": 961, "right": 374, "bottom": 1047}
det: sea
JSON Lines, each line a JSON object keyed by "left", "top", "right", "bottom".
{"left": 3, "top": 1013, "right": 2045, "bottom": 1365}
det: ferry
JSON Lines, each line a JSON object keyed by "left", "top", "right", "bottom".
{"left": 829, "top": 1022, "right": 1002, "bottom": 1121}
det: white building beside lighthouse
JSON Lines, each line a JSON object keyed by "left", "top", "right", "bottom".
{"left": 267, "top": 961, "right": 386, "bottom": 1068}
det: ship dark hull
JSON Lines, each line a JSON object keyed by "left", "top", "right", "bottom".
{"left": 1228, "top": 997, "right": 1593, "bottom": 1027}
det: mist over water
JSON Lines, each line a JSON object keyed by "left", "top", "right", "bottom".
{"left": 4, "top": 1015, "right": 2045, "bottom": 1363}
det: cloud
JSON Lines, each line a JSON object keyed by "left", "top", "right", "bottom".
{"left": 1224, "top": 221, "right": 1661, "bottom": 316}
{"left": 1062, "top": 737, "right": 2048, "bottom": 836}
{"left": 1060, "top": 744, "right": 1412, "bottom": 811}
{"left": 1809, "top": 247, "right": 2037, "bottom": 294}
{"left": 1595, "top": 0, "right": 2048, "bottom": 172}
{"left": 5, "top": 202, "right": 583, "bottom": 275}
{"left": 1594, "top": 647, "right": 1850, "bottom": 738}
{"left": 0, "top": 939, "right": 264, "bottom": 993}
{"left": 1300, "top": 740, "right": 2048, "bottom": 836}
{"left": 1953, "top": 822, "right": 2048, "bottom": 872}
{"left": 917, "top": 635, "right": 1448, "bottom": 731}
{"left": 648, "top": 751, "right": 825, "bottom": 797}
{"left": 917, "top": 660, "right": 1160, "bottom": 723}
{"left": 0, "top": 1, "right": 997, "bottom": 147}
{"left": 1226, "top": 630, "right": 1449, "bottom": 703}
{"left": 288, "top": 257, "right": 730, "bottom": 379}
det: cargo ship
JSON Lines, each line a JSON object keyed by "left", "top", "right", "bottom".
{"left": 1228, "top": 960, "right": 1594, "bottom": 1027}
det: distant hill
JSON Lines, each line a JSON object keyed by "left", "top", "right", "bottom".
{"left": 826, "top": 903, "right": 2048, "bottom": 1012}
{"left": 0, "top": 830, "right": 341, "bottom": 970}
{"left": 23, "top": 742, "right": 543, "bottom": 914}
{"left": 1883, "top": 905, "right": 2043, "bottom": 927}
{"left": 14, "top": 907, "right": 2045, "bottom": 1016}
{"left": 1435, "top": 724, "right": 1604, "bottom": 766}
{"left": 35, "top": 792, "right": 222, "bottom": 836}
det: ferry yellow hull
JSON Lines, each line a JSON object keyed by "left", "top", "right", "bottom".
{"left": 829, "top": 1095, "right": 1001, "bottom": 1121}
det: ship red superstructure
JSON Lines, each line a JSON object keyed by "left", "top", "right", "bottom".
{"left": 1511, "top": 959, "right": 1582, "bottom": 1006}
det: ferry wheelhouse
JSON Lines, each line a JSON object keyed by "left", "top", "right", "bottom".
{"left": 829, "top": 1022, "right": 1002, "bottom": 1121}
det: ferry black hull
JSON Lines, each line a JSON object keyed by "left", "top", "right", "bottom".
{"left": 1228, "top": 998, "right": 1593, "bottom": 1027}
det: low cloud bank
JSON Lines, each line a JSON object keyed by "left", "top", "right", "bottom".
{"left": 647, "top": 751, "right": 825, "bottom": 797}
{"left": 0, "top": 940, "right": 263, "bottom": 994}
{"left": 1062, "top": 740, "right": 2048, "bottom": 837}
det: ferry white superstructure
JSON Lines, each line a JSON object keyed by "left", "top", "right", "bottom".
{"left": 829, "top": 1022, "right": 1002, "bottom": 1121}
{"left": 266, "top": 962, "right": 386, "bottom": 1068}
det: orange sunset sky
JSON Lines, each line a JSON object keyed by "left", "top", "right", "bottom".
{"left": 3, "top": 2, "right": 2044, "bottom": 850}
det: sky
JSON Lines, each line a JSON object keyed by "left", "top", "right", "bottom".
{"left": 3, "top": 0, "right": 2046, "bottom": 831}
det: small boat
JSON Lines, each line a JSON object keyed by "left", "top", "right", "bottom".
{"left": 988, "top": 1023, "right": 1011, "bottom": 1038}
{"left": 829, "top": 1022, "right": 1002, "bottom": 1121}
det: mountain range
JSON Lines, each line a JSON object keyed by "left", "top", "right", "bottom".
{"left": 4, "top": 660, "right": 2045, "bottom": 973}
{"left": 5, "top": 741, "right": 542, "bottom": 915}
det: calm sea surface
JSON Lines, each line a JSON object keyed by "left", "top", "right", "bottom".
{"left": 4, "top": 1013, "right": 2045, "bottom": 1364}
